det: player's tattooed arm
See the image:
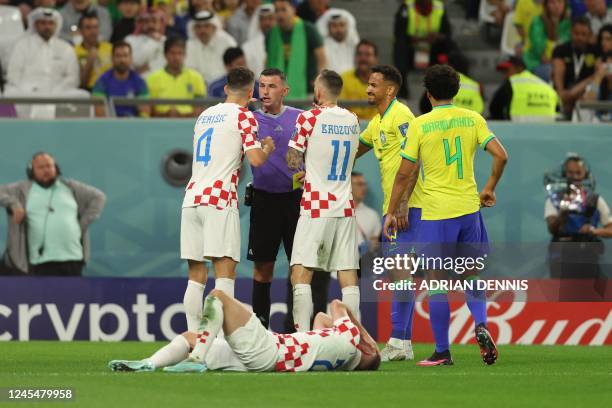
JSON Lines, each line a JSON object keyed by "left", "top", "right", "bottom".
{"left": 286, "top": 147, "right": 304, "bottom": 170}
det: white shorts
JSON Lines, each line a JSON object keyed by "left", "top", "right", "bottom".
{"left": 290, "top": 216, "right": 359, "bottom": 272}
{"left": 225, "top": 314, "right": 278, "bottom": 372}
{"left": 180, "top": 206, "right": 240, "bottom": 262}
{"left": 204, "top": 339, "right": 247, "bottom": 372}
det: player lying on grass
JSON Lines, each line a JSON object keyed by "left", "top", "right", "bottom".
{"left": 109, "top": 293, "right": 380, "bottom": 373}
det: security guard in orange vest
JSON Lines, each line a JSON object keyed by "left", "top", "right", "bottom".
{"left": 393, "top": 0, "right": 457, "bottom": 97}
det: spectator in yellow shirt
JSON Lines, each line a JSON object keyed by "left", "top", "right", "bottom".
{"left": 75, "top": 13, "right": 112, "bottom": 91}
{"left": 146, "top": 37, "right": 207, "bottom": 117}
{"left": 339, "top": 39, "right": 378, "bottom": 120}
{"left": 514, "top": 0, "right": 544, "bottom": 46}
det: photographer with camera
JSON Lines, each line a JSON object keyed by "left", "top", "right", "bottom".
{"left": 545, "top": 154, "right": 612, "bottom": 298}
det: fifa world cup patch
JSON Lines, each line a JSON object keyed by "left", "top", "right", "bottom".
{"left": 398, "top": 122, "right": 409, "bottom": 137}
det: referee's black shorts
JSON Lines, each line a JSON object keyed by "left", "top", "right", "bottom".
{"left": 247, "top": 188, "right": 302, "bottom": 262}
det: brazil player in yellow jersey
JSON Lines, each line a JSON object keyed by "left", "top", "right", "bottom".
{"left": 356, "top": 65, "right": 423, "bottom": 362}
{"left": 384, "top": 65, "right": 509, "bottom": 367}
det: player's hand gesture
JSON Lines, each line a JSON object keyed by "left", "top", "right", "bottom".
{"left": 395, "top": 203, "right": 409, "bottom": 232}
{"left": 480, "top": 188, "right": 496, "bottom": 207}
{"left": 261, "top": 136, "right": 276, "bottom": 155}
{"left": 358, "top": 332, "right": 380, "bottom": 356}
{"left": 383, "top": 213, "right": 397, "bottom": 241}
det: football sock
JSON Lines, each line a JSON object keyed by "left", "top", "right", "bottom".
{"left": 215, "top": 278, "right": 235, "bottom": 298}
{"left": 252, "top": 280, "right": 272, "bottom": 328}
{"left": 292, "top": 284, "right": 313, "bottom": 332}
{"left": 183, "top": 280, "right": 205, "bottom": 333}
{"left": 148, "top": 335, "right": 190, "bottom": 368}
{"left": 429, "top": 291, "right": 450, "bottom": 353}
{"left": 341, "top": 285, "right": 361, "bottom": 320}
{"left": 465, "top": 276, "right": 487, "bottom": 326}
{"left": 391, "top": 289, "right": 415, "bottom": 340}
{"left": 190, "top": 295, "right": 224, "bottom": 362}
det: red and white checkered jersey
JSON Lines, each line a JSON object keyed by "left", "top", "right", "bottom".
{"left": 289, "top": 106, "right": 360, "bottom": 218}
{"left": 273, "top": 317, "right": 361, "bottom": 372}
{"left": 183, "top": 103, "right": 261, "bottom": 210}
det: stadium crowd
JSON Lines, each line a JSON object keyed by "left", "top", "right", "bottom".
{"left": 0, "top": 0, "right": 610, "bottom": 120}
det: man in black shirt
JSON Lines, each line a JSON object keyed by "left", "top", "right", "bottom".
{"left": 489, "top": 56, "right": 558, "bottom": 121}
{"left": 552, "top": 16, "right": 599, "bottom": 119}
{"left": 490, "top": 56, "right": 525, "bottom": 120}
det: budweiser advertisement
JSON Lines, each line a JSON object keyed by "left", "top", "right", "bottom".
{"left": 376, "top": 281, "right": 612, "bottom": 345}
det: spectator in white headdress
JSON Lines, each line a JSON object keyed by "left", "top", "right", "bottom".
{"left": 4, "top": 8, "right": 88, "bottom": 118}
{"left": 226, "top": 0, "right": 262, "bottom": 45}
{"left": 243, "top": 3, "right": 276, "bottom": 77}
{"left": 316, "top": 8, "right": 359, "bottom": 75}
{"left": 185, "top": 10, "right": 237, "bottom": 84}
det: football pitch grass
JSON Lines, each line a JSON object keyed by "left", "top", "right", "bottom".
{"left": 1, "top": 342, "right": 610, "bottom": 408}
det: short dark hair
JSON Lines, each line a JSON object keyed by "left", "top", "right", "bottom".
{"left": 424, "top": 64, "right": 460, "bottom": 100}
{"left": 572, "top": 15, "right": 591, "bottom": 30}
{"left": 371, "top": 64, "right": 402, "bottom": 90}
{"left": 260, "top": 68, "right": 287, "bottom": 83}
{"left": 351, "top": 171, "right": 363, "bottom": 177}
{"left": 273, "top": 0, "right": 295, "bottom": 8}
{"left": 223, "top": 47, "right": 245, "bottom": 66}
{"left": 78, "top": 12, "right": 98, "bottom": 28}
{"left": 112, "top": 40, "right": 132, "bottom": 55}
{"left": 164, "top": 37, "right": 186, "bottom": 54}
{"left": 318, "top": 69, "right": 343, "bottom": 97}
{"left": 356, "top": 39, "right": 378, "bottom": 56}
{"left": 227, "top": 67, "right": 255, "bottom": 91}
{"left": 447, "top": 51, "right": 470, "bottom": 75}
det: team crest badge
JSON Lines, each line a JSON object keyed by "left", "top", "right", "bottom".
{"left": 380, "top": 130, "right": 386, "bottom": 145}
{"left": 399, "top": 122, "right": 409, "bottom": 137}
{"left": 187, "top": 84, "right": 193, "bottom": 93}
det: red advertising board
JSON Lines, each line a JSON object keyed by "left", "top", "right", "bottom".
{"left": 378, "top": 299, "right": 612, "bottom": 345}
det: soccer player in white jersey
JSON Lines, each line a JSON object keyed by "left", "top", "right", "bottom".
{"left": 285, "top": 69, "right": 362, "bottom": 331}
{"left": 109, "top": 295, "right": 380, "bottom": 373}
{"left": 181, "top": 67, "right": 275, "bottom": 334}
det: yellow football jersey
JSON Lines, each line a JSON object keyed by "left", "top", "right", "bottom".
{"left": 400, "top": 104, "right": 495, "bottom": 220}
{"left": 359, "top": 99, "right": 423, "bottom": 214}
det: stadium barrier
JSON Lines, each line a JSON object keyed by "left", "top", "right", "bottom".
{"left": 0, "top": 97, "right": 373, "bottom": 118}
{"left": 0, "top": 277, "right": 377, "bottom": 342}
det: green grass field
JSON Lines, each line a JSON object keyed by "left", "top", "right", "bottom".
{"left": 1, "top": 342, "right": 611, "bottom": 408}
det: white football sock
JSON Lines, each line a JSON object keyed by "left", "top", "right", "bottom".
{"left": 341, "top": 285, "right": 361, "bottom": 321}
{"left": 292, "top": 284, "right": 313, "bottom": 332}
{"left": 147, "top": 335, "right": 190, "bottom": 368}
{"left": 184, "top": 280, "right": 205, "bottom": 333}
{"left": 215, "top": 278, "right": 235, "bottom": 298}
{"left": 190, "top": 295, "right": 224, "bottom": 362}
